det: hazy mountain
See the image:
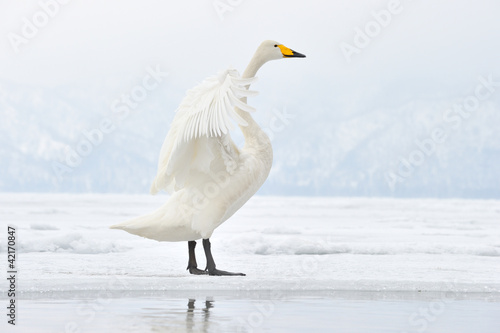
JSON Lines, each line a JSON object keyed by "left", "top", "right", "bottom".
{"left": 1, "top": 78, "right": 499, "bottom": 198}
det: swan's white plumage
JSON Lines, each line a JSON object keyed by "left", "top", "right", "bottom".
{"left": 110, "top": 40, "right": 304, "bottom": 243}
{"left": 111, "top": 68, "right": 273, "bottom": 241}
{"left": 150, "top": 68, "right": 258, "bottom": 195}
{"left": 179, "top": 68, "right": 258, "bottom": 142}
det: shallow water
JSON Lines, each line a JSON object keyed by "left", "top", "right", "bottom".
{"left": 5, "top": 291, "right": 500, "bottom": 333}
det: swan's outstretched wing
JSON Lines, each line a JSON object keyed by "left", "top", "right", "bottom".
{"left": 150, "top": 68, "right": 258, "bottom": 194}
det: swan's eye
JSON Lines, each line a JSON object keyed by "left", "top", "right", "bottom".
{"left": 274, "top": 45, "right": 277, "bottom": 47}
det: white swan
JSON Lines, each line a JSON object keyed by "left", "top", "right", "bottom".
{"left": 111, "top": 40, "right": 305, "bottom": 275}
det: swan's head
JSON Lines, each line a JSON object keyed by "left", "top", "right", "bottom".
{"left": 257, "top": 40, "right": 306, "bottom": 62}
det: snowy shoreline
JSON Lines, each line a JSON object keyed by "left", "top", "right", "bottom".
{"left": 1, "top": 193, "right": 499, "bottom": 295}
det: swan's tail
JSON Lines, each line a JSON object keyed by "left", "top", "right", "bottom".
{"left": 110, "top": 200, "right": 201, "bottom": 242}
{"left": 110, "top": 209, "right": 165, "bottom": 241}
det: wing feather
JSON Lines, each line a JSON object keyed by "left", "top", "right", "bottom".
{"left": 149, "top": 68, "right": 255, "bottom": 195}
{"left": 176, "top": 68, "right": 258, "bottom": 143}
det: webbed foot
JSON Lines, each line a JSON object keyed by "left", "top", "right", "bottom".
{"left": 207, "top": 268, "right": 245, "bottom": 276}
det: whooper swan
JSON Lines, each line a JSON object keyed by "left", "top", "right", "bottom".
{"left": 111, "top": 40, "right": 305, "bottom": 276}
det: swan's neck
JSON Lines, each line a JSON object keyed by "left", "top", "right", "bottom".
{"left": 242, "top": 52, "right": 266, "bottom": 79}
{"left": 237, "top": 52, "right": 269, "bottom": 148}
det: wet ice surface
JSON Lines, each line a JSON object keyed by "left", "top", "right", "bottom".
{"left": 8, "top": 292, "right": 500, "bottom": 333}
{"left": 1, "top": 194, "right": 500, "bottom": 332}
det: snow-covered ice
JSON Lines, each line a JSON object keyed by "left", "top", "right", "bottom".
{"left": 1, "top": 193, "right": 499, "bottom": 292}
{"left": 1, "top": 193, "right": 499, "bottom": 332}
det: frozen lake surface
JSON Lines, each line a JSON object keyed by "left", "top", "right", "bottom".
{"left": 1, "top": 194, "right": 499, "bottom": 332}
{"left": 9, "top": 291, "right": 500, "bottom": 333}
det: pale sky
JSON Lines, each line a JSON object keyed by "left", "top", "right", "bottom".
{"left": 1, "top": 0, "right": 499, "bottom": 93}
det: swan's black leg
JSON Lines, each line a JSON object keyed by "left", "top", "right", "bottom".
{"left": 187, "top": 241, "right": 207, "bottom": 275}
{"left": 202, "top": 238, "right": 245, "bottom": 276}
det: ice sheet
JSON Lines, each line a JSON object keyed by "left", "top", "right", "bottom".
{"left": 1, "top": 194, "right": 499, "bottom": 295}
